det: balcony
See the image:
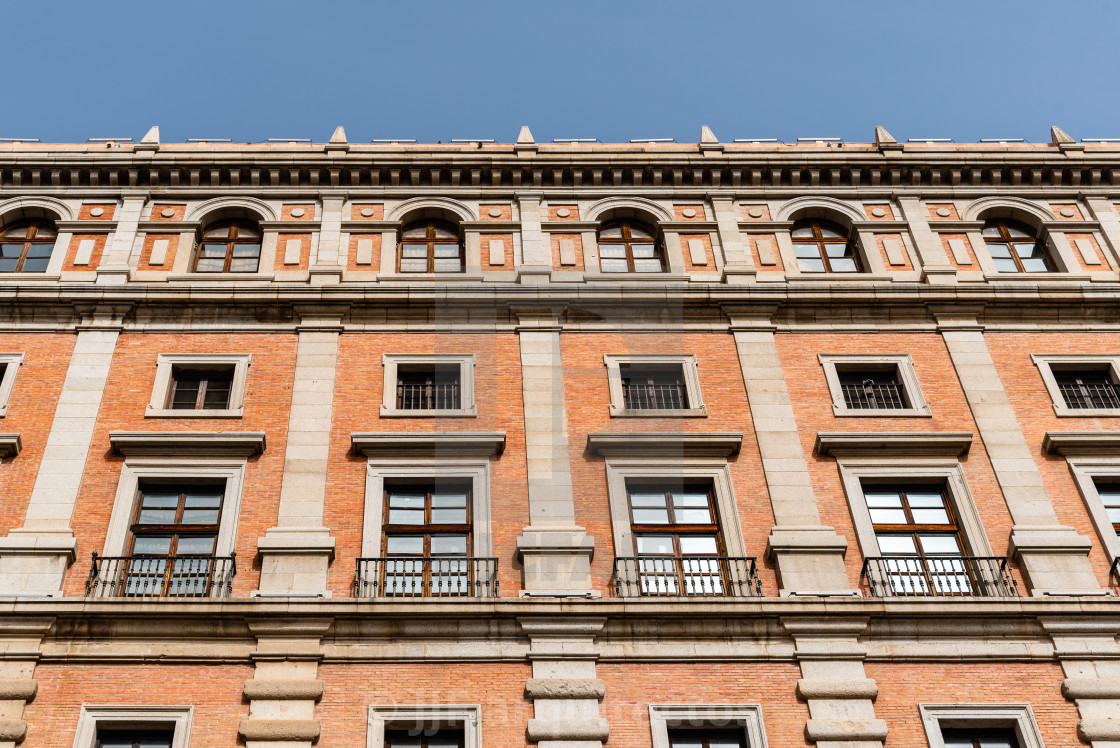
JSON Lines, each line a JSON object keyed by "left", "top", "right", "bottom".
{"left": 354, "top": 557, "right": 498, "bottom": 598}
{"left": 85, "top": 553, "right": 236, "bottom": 599}
{"left": 611, "top": 557, "right": 763, "bottom": 598}
{"left": 862, "top": 555, "right": 1019, "bottom": 598}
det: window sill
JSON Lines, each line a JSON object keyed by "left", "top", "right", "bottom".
{"left": 379, "top": 406, "right": 477, "bottom": 418}
{"left": 983, "top": 272, "right": 1093, "bottom": 282}
{"left": 166, "top": 272, "right": 275, "bottom": 282}
{"left": 1052, "top": 407, "right": 1120, "bottom": 418}
{"left": 583, "top": 272, "right": 691, "bottom": 283}
{"left": 788, "top": 273, "right": 895, "bottom": 283}
{"left": 832, "top": 406, "right": 932, "bottom": 418}
{"left": 609, "top": 407, "right": 707, "bottom": 418}
{"left": 145, "top": 408, "right": 244, "bottom": 419}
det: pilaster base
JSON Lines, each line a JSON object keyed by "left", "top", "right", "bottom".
{"left": 1010, "top": 525, "right": 1099, "bottom": 595}
{"left": 308, "top": 265, "right": 344, "bottom": 286}
{"left": 255, "top": 528, "right": 336, "bottom": 597}
{"left": 518, "top": 264, "right": 553, "bottom": 285}
{"left": 516, "top": 527, "right": 596, "bottom": 596}
{"left": 722, "top": 262, "right": 758, "bottom": 285}
{"left": 93, "top": 264, "right": 132, "bottom": 285}
{"left": 0, "top": 532, "right": 77, "bottom": 597}
{"left": 767, "top": 526, "right": 853, "bottom": 596}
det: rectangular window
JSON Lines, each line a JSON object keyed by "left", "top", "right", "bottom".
{"left": 628, "top": 481, "right": 724, "bottom": 595}
{"left": 838, "top": 369, "right": 909, "bottom": 410}
{"left": 667, "top": 729, "right": 747, "bottom": 748}
{"left": 97, "top": 728, "right": 176, "bottom": 748}
{"left": 382, "top": 482, "right": 472, "bottom": 596}
{"left": 941, "top": 728, "right": 1020, "bottom": 748}
{"left": 1055, "top": 368, "right": 1120, "bottom": 410}
{"left": 622, "top": 364, "right": 689, "bottom": 410}
{"left": 1095, "top": 481, "right": 1120, "bottom": 538}
{"left": 396, "top": 365, "right": 462, "bottom": 411}
{"left": 168, "top": 366, "right": 234, "bottom": 410}
{"left": 385, "top": 729, "right": 465, "bottom": 748}
{"left": 0, "top": 353, "right": 24, "bottom": 417}
{"left": 124, "top": 481, "right": 225, "bottom": 597}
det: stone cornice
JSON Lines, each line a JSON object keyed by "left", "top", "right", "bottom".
{"left": 586, "top": 432, "right": 742, "bottom": 457}
{"left": 1043, "top": 431, "right": 1120, "bottom": 456}
{"left": 815, "top": 431, "right": 973, "bottom": 457}
{"left": 350, "top": 431, "right": 506, "bottom": 457}
{"left": 108, "top": 430, "right": 266, "bottom": 457}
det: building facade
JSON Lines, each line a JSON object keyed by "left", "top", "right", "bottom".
{"left": 0, "top": 125, "right": 1117, "bottom": 747}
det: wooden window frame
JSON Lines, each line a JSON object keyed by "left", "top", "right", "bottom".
{"left": 790, "top": 218, "right": 862, "bottom": 273}
{"left": 381, "top": 481, "right": 474, "bottom": 557}
{"left": 166, "top": 366, "right": 235, "bottom": 411}
{"left": 191, "top": 220, "right": 262, "bottom": 273}
{"left": 597, "top": 219, "right": 666, "bottom": 273}
{"left": 981, "top": 218, "right": 1054, "bottom": 273}
{"left": 865, "top": 483, "right": 965, "bottom": 557}
{"left": 940, "top": 728, "right": 1020, "bottom": 748}
{"left": 95, "top": 728, "right": 177, "bottom": 748}
{"left": 397, "top": 219, "right": 465, "bottom": 273}
{"left": 0, "top": 219, "right": 57, "bottom": 273}
{"left": 627, "top": 481, "right": 724, "bottom": 557}
{"left": 128, "top": 482, "right": 225, "bottom": 555}
{"left": 147, "top": 353, "right": 252, "bottom": 418}
{"left": 667, "top": 728, "right": 748, "bottom": 748}
{"left": 384, "top": 729, "right": 466, "bottom": 748}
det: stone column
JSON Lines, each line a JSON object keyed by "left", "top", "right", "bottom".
{"left": 0, "top": 618, "right": 51, "bottom": 748}
{"left": 517, "top": 193, "right": 552, "bottom": 284}
{"left": 239, "top": 618, "right": 331, "bottom": 748}
{"left": 0, "top": 305, "right": 127, "bottom": 596}
{"left": 513, "top": 307, "right": 595, "bottom": 595}
{"left": 256, "top": 311, "right": 341, "bottom": 596}
{"left": 309, "top": 195, "right": 344, "bottom": 285}
{"left": 936, "top": 310, "right": 1099, "bottom": 594}
{"left": 896, "top": 197, "right": 957, "bottom": 284}
{"left": 785, "top": 618, "right": 885, "bottom": 748}
{"left": 96, "top": 195, "right": 146, "bottom": 284}
{"left": 711, "top": 197, "right": 756, "bottom": 284}
{"left": 521, "top": 618, "right": 609, "bottom": 748}
{"left": 1042, "top": 616, "right": 1120, "bottom": 747}
{"left": 726, "top": 307, "right": 850, "bottom": 595}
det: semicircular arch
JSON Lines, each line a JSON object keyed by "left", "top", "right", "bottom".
{"left": 185, "top": 196, "right": 277, "bottom": 223}
{"left": 387, "top": 197, "right": 476, "bottom": 223}
{"left": 584, "top": 197, "right": 673, "bottom": 224}
{"left": 775, "top": 196, "right": 864, "bottom": 225}
{"left": 0, "top": 196, "right": 74, "bottom": 225}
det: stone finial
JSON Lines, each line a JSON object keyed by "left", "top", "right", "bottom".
{"left": 875, "top": 126, "right": 903, "bottom": 152}
{"left": 700, "top": 125, "right": 718, "bottom": 144}
{"left": 1051, "top": 125, "right": 1083, "bottom": 152}
{"left": 329, "top": 125, "right": 347, "bottom": 144}
{"left": 517, "top": 125, "right": 535, "bottom": 145}
{"left": 140, "top": 126, "right": 159, "bottom": 144}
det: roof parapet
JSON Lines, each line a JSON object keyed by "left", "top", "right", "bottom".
{"left": 875, "top": 126, "right": 902, "bottom": 153}
{"left": 1051, "top": 125, "right": 1084, "bottom": 153}
{"left": 326, "top": 125, "right": 349, "bottom": 153}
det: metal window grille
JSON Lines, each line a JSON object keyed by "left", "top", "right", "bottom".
{"left": 1056, "top": 372, "right": 1120, "bottom": 409}
{"left": 861, "top": 555, "right": 1018, "bottom": 597}
{"left": 840, "top": 373, "right": 907, "bottom": 409}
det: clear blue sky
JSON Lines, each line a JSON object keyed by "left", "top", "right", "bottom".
{"left": 4, "top": 0, "right": 1117, "bottom": 145}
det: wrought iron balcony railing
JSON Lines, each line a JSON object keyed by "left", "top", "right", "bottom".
{"left": 396, "top": 381, "right": 460, "bottom": 410}
{"left": 354, "top": 557, "right": 498, "bottom": 598}
{"left": 841, "top": 381, "right": 907, "bottom": 409}
{"left": 862, "top": 555, "right": 1019, "bottom": 598}
{"left": 611, "top": 556, "right": 763, "bottom": 598}
{"left": 85, "top": 552, "right": 236, "bottom": 599}
{"left": 622, "top": 382, "right": 686, "bottom": 410}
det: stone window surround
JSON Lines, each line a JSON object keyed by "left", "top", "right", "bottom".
{"left": 0, "top": 353, "right": 24, "bottom": 417}
{"left": 648, "top": 704, "right": 768, "bottom": 748}
{"left": 918, "top": 703, "right": 1045, "bottom": 748}
{"left": 366, "top": 704, "right": 481, "bottom": 748}
{"left": 146, "top": 352, "right": 252, "bottom": 418}
{"left": 1065, "top": 456, "right": 1120, "bottom": 560}
{"left": 71, "top": 705, "right": 193, "bottom": 748}
{"left": 603, "top": 353, "right": 707, "bottom": 417}
{"left": 380, "top": 352, "right": 477, "bottom": 418}
{"left": 1031, "top": 353, "right": 1120, "bottom": 417}
{"left": 361, "top": 459, "right": 493, "bottom": 558}
{"left": 604, "top": 458, "right": 748, "bottom": 559}
{"left": 835, "top": 457, "right": 994, "bottom": 559}
{"left": 102, "top": 458, "right": 247, "bottom": 558}
{"left": 817, "top": 353, "right": 931, "bottom": 417}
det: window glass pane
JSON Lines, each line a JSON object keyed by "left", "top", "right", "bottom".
{"left": 202, "top": 381, "right": 232, "bottom": 409}
{"left": 992, "top": 257, "right": 1019, "bottom": 273}
{"left": 797, "top": 258, "right": 826, "bottom": 273}
{"left": 232, "top": 243, "right": 261, "bottom": 258}
{"left": 182, "top": 507, "right": 220, "bottom": 524}
{"left": 830, "top": 258, "right": 859, "bottom": 272}
{"left": 386, "top": 536, "right": 424, "bottom": 555}
{"left": 633, "top": 258, "right": 663, "bottom": 272}
{"left": 630, "top": 492, "right": 667, "bottom": 507}
{"left": 876, "top": 535, "right": 916, "bottom": 554}
{"left": 133, "top": 536, "right": 173, "bottom": 554}
{"left": 599, "top": 226, "right": 623, "bottom": 239}
{"left": 869, "top": 508, "right": 907, "bottom": 524}
{"left": 388, "top": 508, "right": 425, "bottom": 524}
{"left": 401, "top": 226, "right": 427, "bottom": 239}
{"left": 600, "top": 258, "right": 629, "bottom": 272}
{"left": 1, "top": 226, "right": 28, "bottom": 239}
{"left": 430, "top": 535, "right": 468, "bottom": 555}
{"left": 824, "top": 243, "right": 849, "bottom": 258}
{"left": 678, "top": 536, "right": 718, "bottom": 555}
{"left": 790, "top": 225, "right": 815, "bottom": 238}
{"left": 865, "top": 492, "right": 902, "bottom": 507}
{"left": 19, "top": 256, "right": 49, "bottom": 272}
{"left": 431, "top": 507, "right": 468, "bottom": 523}
{"left": 986, "top": 242, "right": 1012, "bottom": 258}
{"left": 26, "top": 243, "right": 53, "bottom": 257}
{"left": 818, "top": 224, "right": 843, "bottom": 239}
{"left": 629, "top": 225, "right": 654, "bottom": 240}
{"left": 432, "top": 226, "right": 457, "bottom": 239}
{"left": 432, "top": 493, "right": 467, "bottom": 507}
{"left": 193, "top": 258, "right": 225, "bottom": 273}
{"left": 795, "top": 245, "right": 822, "bottom": 258}
{"left": 636, "top": 535, "right": 674, "bottom": 555}
{"left": 1005, "top": 224, "right": 1032, "bottom": 239}
{"left": 433, "top": 243, "right": 461, "bottom": 257}
{"left": 433, "top": 257, "right": 462, "bottom": 272}
{"left": 906, "top": 492, "right": 944, "bottom": 507}
{"left": 390, "top": 494, "right": 425, "bottom": 508}
{"left": 1015, "top": 242, "right": 1042, "bottom": 258}
{"left": 176, "top": 536, "right": 216, "bottom": 554}
{"left": 674, "top": 492, "right": 709, "bottom": 506}
{"left": 911, "top": 508, "right": 950, "bottom": 524}
{"left": 171, "top": 380, "right": 201, "bottom": 409}
{"left": 229, "top": 256, "right": 260, "bottom": 273}
{"left": 632, "top": 508, "right": 670, "bottom": 524}
{"left": 631, "top": 244, "right": 656, "bottom": 258}
{"left": 198, "top": 243, "right": 227, "bottom": 258}
{"left": 1020, "top": 257, "right": 1049, "bottom": 272}
{"left": 981, "top": 224, "right": 1002, "bottom": 238}
{"left": 138, "top": 493, "right": 178, "bottom": 523}
{"left": 599, "top": 245, "right": 627, "bottom": 258}
{"left": 400, "top": 258, "right": 428, "bottom": 273}
{"left": 401, "top": 243, "right": 428, "bottom": 257}
{"left": 204, "top": 225, "right": 230, "bottom": 239}
{"left": 918, "top": 535, "right": 961, "bottom": 554}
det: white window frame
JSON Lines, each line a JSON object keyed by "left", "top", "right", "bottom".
{"left": 604, "top": 353, "right": 706, "bottom": 417}
{"left": 381, "top": 353, "right": 476, "bottom": 418}
{"left": 0, "top": 353, "right": 24, "bottom": 417}
{"left": 146, "top": 352, "right": 252, "bottom": 418}
{"left": 604, "top": 458, "right": 747, "bottom": 558}
{"left": 362, "top": 458, "right": 492, "bottom": 558}
{"left": 919, "top": 703, "right": 1045, "bottom": 748}
{"left": 818, "top": 353, "right": 930, "bottom": 417}
{"left": 835, "top": 457, "right": 993, "bottom": 558}
{"left": 1066, "top": 456, "right": 1120, "bottom": 560}
{"left": 101, "top": 458, "right": 247, "bottom": 558}
{"left": 1031, "top": 353, "right": 1120, "bottom": 417}
{"left": 367, "top": 704, "right": 481, "bottom": 748}
{"left": 649, "top": 704, "right": 768, "bottom": 748}
{"left": 72, "top": 705, "right": 193, "bottom": 748}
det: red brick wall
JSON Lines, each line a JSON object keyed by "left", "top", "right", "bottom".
{"left": 62, "top": 333, "right": 298, "bottom": 596}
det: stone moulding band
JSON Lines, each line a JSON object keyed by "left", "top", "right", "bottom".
{"left": 1078, "top": 719, "right": 1120, "bottom": 741}
{"left": 0, "top": 719, "right": 26, "bottom": 742}
{"left": 526, "top": 717, "right": 610, "bottom": 742}
{"left": 1062, "top": 678, "right": 1120, "bottom": 699}
{"left": 814, "top": 431, "right": 973, "bottom": 457}
{"left": 524, "top": 678, "right": 606, "bottom": 700}
{"left": 238, "top": 718, "right": 321, "bottom": 741}
{"left": 242, "top": 678, "right": 325, "bottom": 701}
{"left": 108, "top": 431, "right": 266, "bottom": 457}
{"left": 796, "top": 677, "right": 878, "bottom": 700}
{"left": 0, "top": 679, "right": 36, "bottom": 701}
{"left": 350, "top": 431, "right": 506, "bottom": 457}
{"left": 804, "top": 717, "right": 889, "bottom": 742}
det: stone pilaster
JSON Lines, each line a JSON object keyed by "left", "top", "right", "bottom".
{"left": 896, "top": 197, "right": 957, "bottom": 284}
{"left": 521, "top": 618, "right": 609, "bottom": 748}
{"left": 711, "top": 196, "right": 756, "bottom": 283}
{"left": 256, "top": 311, "right": 341, "bottom": 596}
{"left": 240, "top": 618, "right": 332, "bottom": 748}
{"left": 936, "top": 310, "right": 1100, "bottom": 594}
{"left": 0, "top": 618, "right": 51, "bottom": 748}
{"left": 727, "top": 307, "right": 850, "bottom": 595}
{"left": 517, "top": 193, "right": 552, "bottom": 284}
{"left": 1041, "top": 616, "right": 1120, "bottom": 747}
{"left": 95, "top": 195, "right": 146, "bottom": 284}
{"left": 0, "top": 306, "right": 127, "bottom": 596}
{"left": 513, "top": 307, "right": 595, "bottom": 595}
{"left": 785, "top": 618, "right": 885, "bottom": 748}
{"left": 309, "top": 195, "right": 344, "bottom": 285}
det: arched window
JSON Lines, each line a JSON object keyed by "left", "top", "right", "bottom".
{"left": 192, "top": 220, "right": 262, "bottom": 273}
{"left": 598, "top": 220, "right": 663, "bottom": 273}
{"left": 0, "top": 220, "right": 56, "bottom": 273}
{"left": 398, "top": 220, "right": 463, "bottom": 273}
{"left": 791, "top": 219, "right": 861, "bottom": 273}
{"left": 982, "top": 218, "right": 1053, "bottom": 273}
